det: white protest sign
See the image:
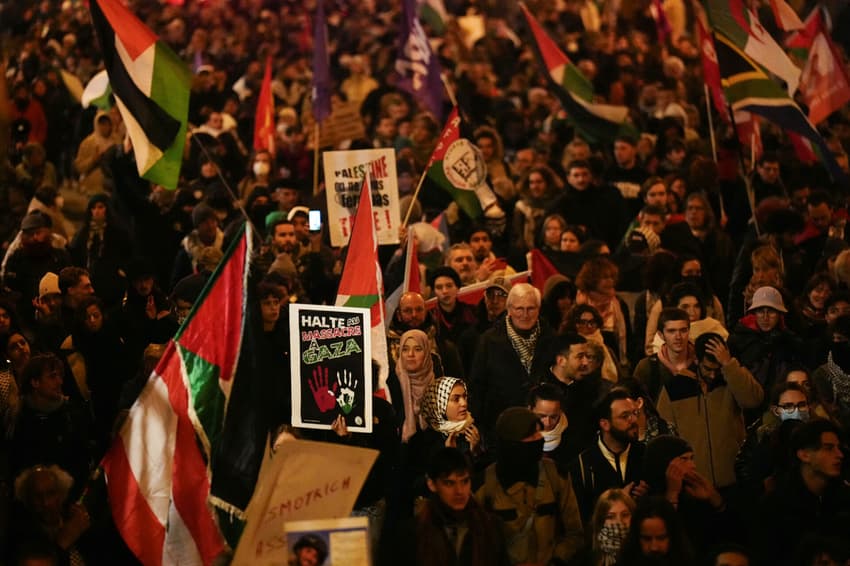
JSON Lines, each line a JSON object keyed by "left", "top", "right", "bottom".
{"left": 323, "top": 149, "right": 400, "bottom": 247}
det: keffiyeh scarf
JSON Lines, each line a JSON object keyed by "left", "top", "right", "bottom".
{"left": 421, "top": 376, "right": 475, "bottom": 436}
{"left": 506, "top": 317, "right": 541, "bottom": 374}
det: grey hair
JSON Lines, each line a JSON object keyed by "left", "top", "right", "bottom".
{"left": 14, "top": 465, "right": 74, "bottom": 505}
{"left": 507, "top": 282, "right": 541, "bottom": 309}
{"left": 444, "top": 242, "right": 473, "bottom": 265}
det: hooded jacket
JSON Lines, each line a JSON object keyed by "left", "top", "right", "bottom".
{"left": 656, "top": 358, "right": 763, "bottom": 487}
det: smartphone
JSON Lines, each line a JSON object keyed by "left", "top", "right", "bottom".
{"left": 308, "top": 209, "right": 322, "bottom": 232}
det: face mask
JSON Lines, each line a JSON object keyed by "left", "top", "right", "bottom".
{"left": 253, "top": 161, "right": 270, "bottom": 177}
{"left": 780, "top": 408, "right": 810, "bottom": 422}
{"left": 598, "top": 522, "right": 628, "bottom": 555}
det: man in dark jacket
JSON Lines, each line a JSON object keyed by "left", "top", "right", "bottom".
{"left": 469, "top": 283, "right": 556, "bottom": 446}
{"left": 569, "top": 388, "right": 648, "bottom": 522}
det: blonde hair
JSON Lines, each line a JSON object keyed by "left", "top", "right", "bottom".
{"left": 590, "top": 488, "right": 636, "bottom": 555}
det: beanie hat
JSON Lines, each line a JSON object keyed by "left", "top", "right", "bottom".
{"left": 495, "top": 407, "right": 540, "bottom": 442}
{"left": 643, "top": 435, "right": 693, "bottom": 494}
{"left": 429, "top": 266, "right": 462, "bottom": 289}
{"left": 21, "top": 210, "right": 52, "bottom": 231}
{"left": 39, "top": 272, "right": 60, "bottom": 298}
{"left": 191, "top": 203, "right": 218, "bottom": 228}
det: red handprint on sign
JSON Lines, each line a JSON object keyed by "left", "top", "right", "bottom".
{"left": 309, "top": 366, "right": 338, "bottom": 413}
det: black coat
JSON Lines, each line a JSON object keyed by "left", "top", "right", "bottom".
{"left": 469, "top": 321, "right": 557, "bottom": 445}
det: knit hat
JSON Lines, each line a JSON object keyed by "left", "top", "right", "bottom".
{"left": 643, "top": 435, "right": 693, "bottom": 493}
{"left": 429, "top": 266, "right": 462, "bottom": 289}
{"left": 495, "top": 407, "right": 540, "bottom": 442}
{"left": 39, "top": 272, "right": 60, "bottom": 298}
{"left": 20, "top": 210, "right": 52, "bottom": 231}
{"left": 634, "top": 225, "right": 661, "bottom": 253}
{"left": 748, "top": 286, "right": 787, "bottom": 313}
{"left": 191, "top": 203, "right": 218, "bottom": 228}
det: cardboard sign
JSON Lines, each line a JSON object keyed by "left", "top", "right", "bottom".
{"left": 319, "top": 100, "right": 367, "bottom": 148}
{"left": 289, "top": 304, "right": 372, "bottom": 433}
{"left": 323, "top": 149, "right": 400, "bottom": 247}
{"left": 232, "top": 440, "right": 377, "bottom": 566}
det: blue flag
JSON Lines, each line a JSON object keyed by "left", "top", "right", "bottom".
{"left": 396, "top": 0, "right": 443, "bottom": 118}
{"left": 312, "top": 0, "right": 331, "bottom": 124}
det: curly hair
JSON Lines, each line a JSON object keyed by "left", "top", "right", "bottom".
{"left": 575, "top": 257, "right": 618, "bottom": 292}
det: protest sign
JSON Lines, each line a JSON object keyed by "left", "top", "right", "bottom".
{"left": 323, "top": 148, "right": 400, "bottom": 247}
{"left": 318, "top": 100, "right": 367, "bottom": 148}
{"left": 284, "top": 517, "right": 370, "bottom": 566}
{"left": 232, "top": 440, "right": 377, "bottom": 566}
{"left": 290, "top": 304, "right": 372, "bottom": 433}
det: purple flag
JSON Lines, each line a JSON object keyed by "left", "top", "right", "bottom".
{"left": 396, "top": 0, "right": 443, "bottom": 118}
{"left": 312, "top": 0, "right": 331, "bottom": 124}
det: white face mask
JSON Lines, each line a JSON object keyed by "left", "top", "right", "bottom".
{"left": 780, "top": 408, "right": 810, "bottom": 422}
{"left": 253, "top": 161, "right": 270, "bottom": 177}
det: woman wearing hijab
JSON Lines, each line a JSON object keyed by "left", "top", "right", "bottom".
{"left": 387, "top": 329, "right": 443, "bottom": 443}
{"left": 419, "top": 377, "right": 481, "bottom": 458}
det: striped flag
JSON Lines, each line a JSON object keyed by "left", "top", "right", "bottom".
{"left": 253, "top": 56, "right": 275, "bottom": 153}
{"left": 425, "top": 270, "right": 530, "bottom": 309}
{"left": 695, "top": 1, "right": 728, "bottom": 119}
{"left": 715, "top": 32, "right": 842, "bottom": 180}
{"left": 385, "top": 226, "right": 422, "bottom": 324}
{"left": 102, "top": 224, "right": 253, "bottom": 565}
{"left": 335, "top": 175, "right": 391, "bottom": 400}
{"left": 520, "top": 2, "right": 632, "bottom": 144}
{"left": 312, "top": 0, "right": 332, "bottom": 124}
{"left": 703, "top": 0, "right": 800, "bottom": 96}
{"left": 796, "top": 11, "right": 850, "bottom": 125}
{"left": 90, "top": 0, "right": 190, "bottom": 189}
{"left": 81, "top": 69, "right": 113, "bottom": 110}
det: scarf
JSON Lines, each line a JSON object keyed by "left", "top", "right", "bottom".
{"left": 582, "top": 329, "right": 620, "bottom": 382}
{"left": 421, "top": 376, "right": 475, "bottom": 436}
{"left": 542, "top": 412, "right": 568, "bottom": 452}
{"left": 597, "top": 522, "right": 629, "bottom": 566}
{"left": 657, "top": 343, "right": 696, "bottom": 377}
{"left": 824, "top": 351, "right": 850, "bottom": 415}
{"left": 396, "top": 330, "right": 435, "bottom": 442}
{"left": 577, "top": 290, "right": 627, "bottom": 361}
{"left": 506, "top": 316, "right": 541, "bottom": 374}
{"left": 86, "top": 218, "right": 106, "bottom": 268}
{"left": 182, "top": 228, "right": 224, "bottom": 270}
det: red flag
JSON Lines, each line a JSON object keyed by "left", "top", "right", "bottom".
{"left": 253, "top": 56, "right": 275, "bottom": 153}
{"left": 425, "top": 271, "right": 530, "bottom": 309}
{"left": 696, "top": 9, "right": 728, "bottom": 120}
{"left": 798, "top": 14, "right": 850, "bottom": 124}
{"left": 530, "top": 249, "right": 561, "bottom": 293}
{"left": 769, "top": 0, "right": 804, "bottom": 31}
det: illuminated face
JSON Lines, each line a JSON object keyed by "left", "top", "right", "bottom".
{"left": 645, "top": 183, "right": 666, "bottom": 207}
{"left": 809, "top": 283, "right": 831, "bottom": 310}
{"left": 677, "top": 295, "right": 702, "bottom": 322}
{"left": 433, "top": 276, "right": 459, "bottom": 310}
{"left": 401, "top": 338, "right": 427, "bottom": 373}
{"left": 567, "top": 167, "right": 591, "bottom": 191}
{"left": 272, "top": 223, "right": 297, "bottom": 253}
{"left": 427, "top": 471, "right": 471, "bottom": 512}
{"left": 508, "top": 294, "right": 540, "bottom": 331}
{"left": 83, "top": 304, "right": 103, "bottom": 333}
{"left": 752, "top": 307, "right": 780, "bottom": 332}
{"left": 528, "top": 172, "right": 547, "bottom": 198}
{"left": 469, "top": 231, "right": 492, "bottom": 262}
{"left": 447, "top": 250, "right": 475, "bottom": 284}
{"left": 260, "top": 296, "right": 281, "bottom": 326}
{"left": 659, "top": 319, "right": 689, "bottom": 354}
{"left": 532, "top": 398, "right": 562, "bottom": 432}
{"left": 444, "top": 383, "right": 469, "bottom": 421}
{"left": 614, "top": 141, "right": 636, "bottom": 167}
{"left": 563, "top": 343, "right": 592, "bottom": 379}
{"left": 639, "top": 518, "right": 670, "bottom": 557}
{"left": 399, "top": 294, "right": 427, "bottom": 327}
{"left": 758, "top": 160, "right": 780, "bottom": 184}
{"left": 544, "top": 219, "right": 563, "bottom": 247}
{"left": 604, "top": 499, "right": 632, "bottom": 529}
{"left": 561, "top": 230, "right": 580, "bottom": 252}
{"left": 639, "top": 213, "right": 665, "bottom": 235}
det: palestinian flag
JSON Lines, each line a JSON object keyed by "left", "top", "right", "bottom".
{"left": 769, "top": 0, "right": 804, "bottom": 31}
{"left": 422, "top": 108, "right": 488, "bottom": 219}
{"left": 335, "top": 175, "right": 391, "bottom": 400}
{"left": 253, "top": 56, "right": 275, "bottom": 153}
{"left": 703, "top": 0, "right": 800, "bottom": 96}
{"left": 90, "top": 0, "right": 190, "bottom": 189}
{"left": 519, "top": 2, "right": 632, "bottom": 144}
{"left": 715, "top": 32, "right": 843, "bottom": 180}
{"left": 81, "top": 69, "right": 113, "bottom": 110}
{"left": 424, "top": 270, "right": 530, "bottom": 309}
{"left": 102, "top": 224, "right": 253, "bottom": 565}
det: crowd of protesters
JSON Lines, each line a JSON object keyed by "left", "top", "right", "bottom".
{"left": 3, "top": 0, "right": 850, "bottom": 564}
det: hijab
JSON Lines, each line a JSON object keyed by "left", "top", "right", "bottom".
{"left": 396, "top": 329, "right": 435, "bottom": 442}
{"left": 421, "top": 377, "right": 474, "bottom": 437}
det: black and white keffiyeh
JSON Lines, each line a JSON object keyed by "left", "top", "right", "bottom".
{"left": 421, "top": 376, "right": 474, "bottom": 436}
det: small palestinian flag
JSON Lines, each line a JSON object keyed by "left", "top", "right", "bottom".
{"left": 90, "top": 0, "right": 190, "bottom": 189}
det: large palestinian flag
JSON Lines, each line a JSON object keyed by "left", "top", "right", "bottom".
{"left": 90, "top": 0, "right": 190, "bottom": 189}
{"left": 520, "top": 2, "right": 632, "bottom": 144}
{"left": 102, "top": 224, "right": 253, "bottom": 565}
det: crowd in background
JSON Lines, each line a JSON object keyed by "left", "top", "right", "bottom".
{"left": 3, "top": 0, "right": 850, "bottom": 564}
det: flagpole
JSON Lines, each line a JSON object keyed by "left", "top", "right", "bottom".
{"left": 704, "top": 83, "right": 718, "bottom": 162}
{"left": 402, "top": 76, "right": 459, "bottom": 229}
{"left": 727, "top": 107, "right": 761, "bottom": 236}
{"left": 190, "top": 134, "right": 256, "bottom": 231}
{"left": 313, "top": 122, "right": 321, "bottom": 196}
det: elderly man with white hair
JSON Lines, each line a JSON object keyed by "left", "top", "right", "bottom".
{"left": 469, "top": 283, "right": 558, "bottom": 448}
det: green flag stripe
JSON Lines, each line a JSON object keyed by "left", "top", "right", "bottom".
{"left": 343, "top": 294, "right": 380, "bottom": 308}
{"left": 179, "top": 344, "right": 226, "bottom": 447}
{"left": 426, "top": 164, "right": 482, "bottom": 218}
{"left": 146, "top": 42, "right": 191, "bottom": 189}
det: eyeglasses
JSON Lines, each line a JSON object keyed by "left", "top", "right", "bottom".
{"left": 576, "top": 318, "right": 598, "bottom": 327}
{"left": 776, "top": 402, "right": 809, "bottom": 413}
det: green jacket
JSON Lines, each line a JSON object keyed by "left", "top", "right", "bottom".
{"left": 475, "top": 459, "right": 585, "bottom": 565}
